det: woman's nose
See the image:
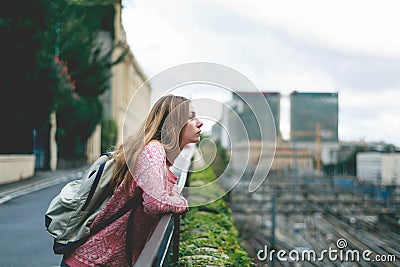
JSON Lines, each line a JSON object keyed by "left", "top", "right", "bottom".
{"left": 197, "top": 119, "right": 203, "bottom": 128}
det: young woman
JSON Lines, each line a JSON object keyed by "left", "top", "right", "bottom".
{"left": 61, "top": 94, "right": 203, "bottom": 267}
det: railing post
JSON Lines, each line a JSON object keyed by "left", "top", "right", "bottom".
{"left": 172, "top": 214, "right": 181, "bottom": 264}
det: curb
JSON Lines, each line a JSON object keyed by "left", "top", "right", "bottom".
{"left": 0, "top": 170, "right": 85, "bottom": 205}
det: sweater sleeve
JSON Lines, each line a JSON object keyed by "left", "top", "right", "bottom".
{"left": 135, "top": 142, "right": 188, "bottom": 216}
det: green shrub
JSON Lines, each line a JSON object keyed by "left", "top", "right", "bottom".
{"left": 101, "top": 117, "right": 118, "bottom": 152}
{"left": 174, "top": 167, "right": 255, "bottom": 267}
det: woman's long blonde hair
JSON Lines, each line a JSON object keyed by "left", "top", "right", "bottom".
{"left": 110, "top": 94, "right": 190, "bottom": 192}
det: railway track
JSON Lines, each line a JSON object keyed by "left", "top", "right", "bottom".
{"left": 225, "top": 177, "right": 399, "bottom": 267}
{"left": 321, "top": 214, "right": 399, "bottom": 266}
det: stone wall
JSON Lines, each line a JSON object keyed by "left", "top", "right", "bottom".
{"left": 0, "top": 155, "right": 35, "bottom": 185}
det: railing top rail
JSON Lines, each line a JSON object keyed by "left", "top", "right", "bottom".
{"left": 133, "top": 214, "right": 173, "bottom": 267}
{"left": 133, "top": 144, "right": 195, "bottom": 267}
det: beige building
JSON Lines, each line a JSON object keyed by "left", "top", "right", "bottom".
{"left": 357, "top": 152, "right": 400, "bottom": 185}
{"left": 85, "top": 1, "right": 152, "bottom": 162}
{"left": 230, "top": 140, "right": 314, "bottom": 177}
{"left": 382, "top": 154, "right": 400, "bottom": 185}
{"left": 110, "top": 2, "right": 150, "bottom": 145}
{"left": 94, "top": 2, "right": 151, "bottom": 158}
{"left": 272, "top": 146, "right": 314, "bottom": 171}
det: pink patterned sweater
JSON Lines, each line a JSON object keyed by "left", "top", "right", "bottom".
{"left": 64, "top": 141, "right": 188, "bottom": 267}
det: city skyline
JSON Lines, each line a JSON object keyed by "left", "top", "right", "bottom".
{"left": 122, "top": 0, "right": 400, "bottom": 146}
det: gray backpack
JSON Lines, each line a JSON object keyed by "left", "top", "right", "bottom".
{"left": 44, "top": 152, "right": 142, "bottom": 263}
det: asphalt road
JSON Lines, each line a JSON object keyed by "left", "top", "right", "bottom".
{"left": 0, "top": 182, "right": 67, "bottom": 267}
{"left": 0, "top": 146, "right": 196, "bottom": 267}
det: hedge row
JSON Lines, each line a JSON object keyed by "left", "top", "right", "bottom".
{"left": 173, "top": 167, "right": 256, "bottom": 266}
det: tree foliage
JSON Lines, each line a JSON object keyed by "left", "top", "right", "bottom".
{"left": 101, "top": 117, "right": 118, "bottom": 153}
{"left": 198, "top": 135, "right": 230, "bottom": 178}
{"left": 324, "top": 146, "right": 367, "bottom": 176}
{"left": 54, "top": 1, "right": 116, "bottom": 159}
{"left": 0, "top": 0, "right": 68, "bottom": 153}
{"left": 67, "top": 0, "right": 119, "bottom": 6}
{"left": 0, "top": 0, "right": 121, "bottom": 160}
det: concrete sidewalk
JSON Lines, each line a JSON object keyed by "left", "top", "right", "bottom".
{"left": 0, "top": 165, "right": 89, "bottom": 204}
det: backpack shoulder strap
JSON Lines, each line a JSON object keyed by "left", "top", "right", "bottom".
{"left": 90, "top": 193, "right": 142, "bottom": 235}
{"left": 82, "top": 160, "right": 108, "bottom": 211}
{"left": 82, "top": 152, "right": 114, "bottom": 211}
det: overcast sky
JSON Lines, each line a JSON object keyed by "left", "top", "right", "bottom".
{"left": 121, "top": 0, "right": 400, "bottom": 146}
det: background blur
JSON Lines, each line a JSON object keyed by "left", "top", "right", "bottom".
{"left": 1, "top": 0, "right": 399, "bottom": 266}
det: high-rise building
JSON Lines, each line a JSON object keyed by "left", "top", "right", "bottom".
{"left": 290, "top": 92, "right": 338, "bottom": 142}
{"left": 290, "top": 92, "right": 339, "bottom": 165}
{"left": 215, "top": 91, "right": 278, "bottom": 178}
{"left": 232, "top": 91, "right": 281, "bottom": 140}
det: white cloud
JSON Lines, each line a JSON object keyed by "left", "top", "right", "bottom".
{"left": 121, "top": 0, "right": 400, "bottom": 146}
{"left": 122, "top": 1, "right": 228, "bottom": 75}
{"left": 262, "top": 68, "right": 337, "bottom": 94}
{"left": 220, "top": 0, "right": 400, "bottom": 58}
{"left": 122, "top": 1, "right": 191, "bottom": 74}
{"left": 340, "top": 88, "right": 400, "bottom": 111}
{"left": 339, "top": 89, "right": 400, "bottom": 144}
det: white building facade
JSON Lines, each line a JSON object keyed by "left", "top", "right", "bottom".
{"left": 356, "top": 152, "right": 400, "bottom": 185}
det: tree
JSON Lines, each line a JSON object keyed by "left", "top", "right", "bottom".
{"left": 323, "top": 146, "right": 367, "bottom": 176}
{"left": 0, "top": 0, "right": 73, "bottom": 154}
{"left": 1, "top": 0, "right": 125, "bottom": 162}
{"left": 49, "top": 1, "right": 121, "bottom": 159}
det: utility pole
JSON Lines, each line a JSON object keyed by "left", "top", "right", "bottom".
{"left": 270, "top": 192, "right": 276, "bottom": 267}
{"left": 292, "top": 136, "right": 298, "bottom": 213}
{"left": 315, "top": 123, "right": 322, "bottom": 171}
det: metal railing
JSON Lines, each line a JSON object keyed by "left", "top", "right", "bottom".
{"left": 133, "top": 144, "right": 194, "bottom": 267}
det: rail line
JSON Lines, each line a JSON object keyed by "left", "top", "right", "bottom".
{"left": 224, "top": 176, "right": 400, "bottom": 267}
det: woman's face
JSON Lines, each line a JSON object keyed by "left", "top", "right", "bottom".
{"left": 180, "top": 103, "right": 203, "bottom": 147}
